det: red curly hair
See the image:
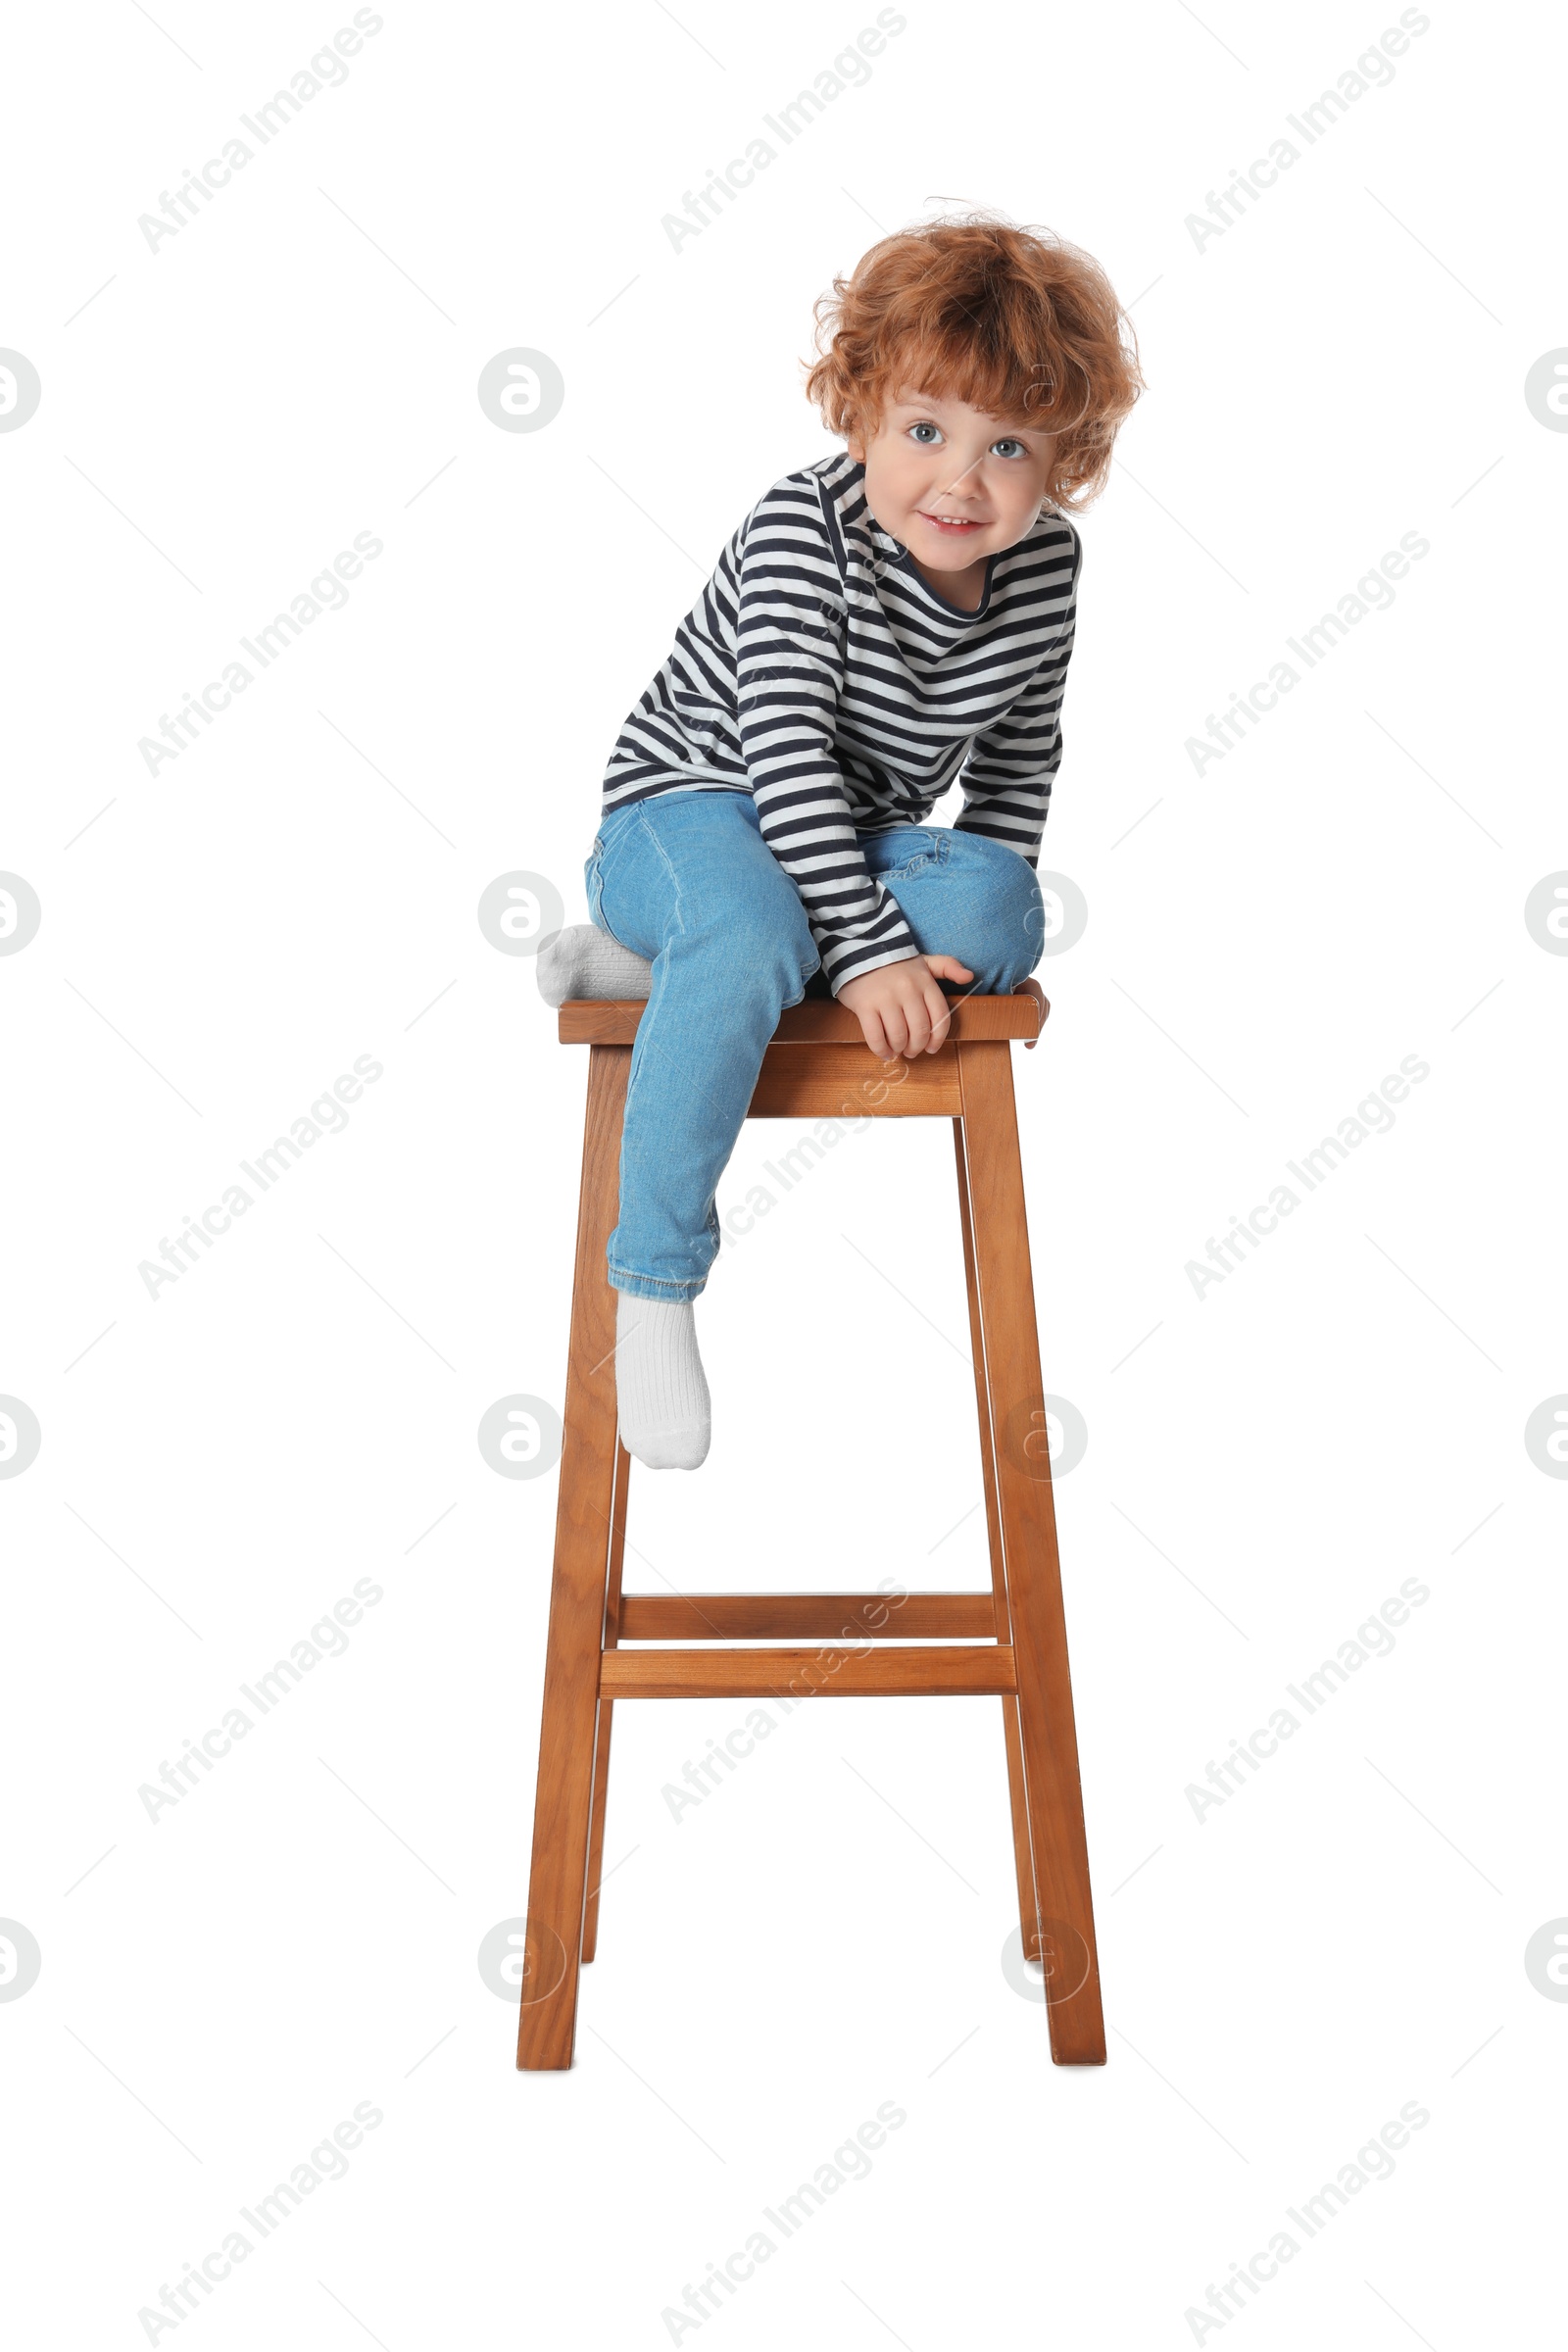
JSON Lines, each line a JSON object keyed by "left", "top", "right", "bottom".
{"left": 803, "top": 211, "right": 1144, "bottom": 513}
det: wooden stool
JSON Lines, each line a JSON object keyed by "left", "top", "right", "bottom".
{"left": 517, "top": 986, "right": 1104, "bottom": 2069}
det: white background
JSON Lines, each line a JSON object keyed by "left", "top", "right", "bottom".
{"left": 3, "top": 0, "right": 1565, "bottom": 2343}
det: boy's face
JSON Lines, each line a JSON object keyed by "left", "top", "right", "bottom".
{"left": 846, "top": 386, "right": 1058, "bottom": 590}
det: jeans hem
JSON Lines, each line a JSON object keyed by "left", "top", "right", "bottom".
{"left": 608, "top": 1265, "right": 708, "bottom": 1303}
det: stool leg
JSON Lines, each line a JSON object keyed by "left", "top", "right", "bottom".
{"left": 581, "top": 1438, "right": 631, "bottom": 1963}
{"left": 953, "top": 1121, "right": 1043, "bottom": 1967}
{"left": 517, "top": 1043, "right": 629, "bottom": 2071}
{"left": 956, "top": 1041, "right": 1106, "bottom": 2065}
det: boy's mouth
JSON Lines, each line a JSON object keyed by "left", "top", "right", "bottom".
{"left": 918, "top": 511, "right": 984, "bottom": 537}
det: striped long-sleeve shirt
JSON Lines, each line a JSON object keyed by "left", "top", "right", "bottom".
{"left": 601, "top": 447, "right": 1080, "bottom": 993}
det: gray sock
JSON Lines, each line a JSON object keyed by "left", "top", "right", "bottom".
{"left": 537, "top": 922, "right": 654, "bottom": 1006}
{"left": 613, "top": 1291, "right": 710, "bottom": 1471}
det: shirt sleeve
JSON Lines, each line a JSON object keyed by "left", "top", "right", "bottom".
{"left": 953, "top": 525, "right": 1080, "bottom": 865}
{"left": 733, "top": 512, "right": 923, "bottom": 996}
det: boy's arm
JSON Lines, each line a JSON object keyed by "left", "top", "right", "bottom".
{"left": 953, "top": 529, "right": 1080, "bottom": 863}
{"left": 734, "top": 529, "right": 923, "bottom": 997}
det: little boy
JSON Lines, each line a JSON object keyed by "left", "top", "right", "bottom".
{"left": 541, "top": 213, "right": 1142, "bottom": 1469}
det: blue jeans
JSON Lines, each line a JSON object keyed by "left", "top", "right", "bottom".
{"left": 585, "top": 788, "right": 1046, "bottom": 1300}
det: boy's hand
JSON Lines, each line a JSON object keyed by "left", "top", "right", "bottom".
{"left": 837, "top": 954, "right": 975, "bottom": 1059}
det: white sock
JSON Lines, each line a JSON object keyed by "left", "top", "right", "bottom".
{"left": 537, "top": 922, "right": 654, "bottom": 1006}
{"left": 613, "top": 1292, "right": 710, "bottom": 1471}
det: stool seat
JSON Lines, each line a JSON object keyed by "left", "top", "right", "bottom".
{"left": 555, "top": 981, "right": 1048, "bottom": 1047}
{"left": 517, "top": 976, "right": 1103, "bottom": 2070}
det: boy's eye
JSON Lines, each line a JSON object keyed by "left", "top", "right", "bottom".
{"left": 993, "top": 437, "right": 1026, "bottom": 460}
{"left": 907, "top": 421, "right": 941, "bottom": 444}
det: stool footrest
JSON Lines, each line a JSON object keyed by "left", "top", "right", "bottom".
{"left": 599, "top": 1644, "right": 1016, "bottom": 1699}
{"left": 617, "top": 1592, "right": 997, "bottom": 1641}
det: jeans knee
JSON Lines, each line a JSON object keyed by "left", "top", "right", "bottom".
{"left": 1007, "top": 865, "right": 1048, "bottom": 979}
{"left": 943, "top": 837, "right": 1045, "bottom": 987}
